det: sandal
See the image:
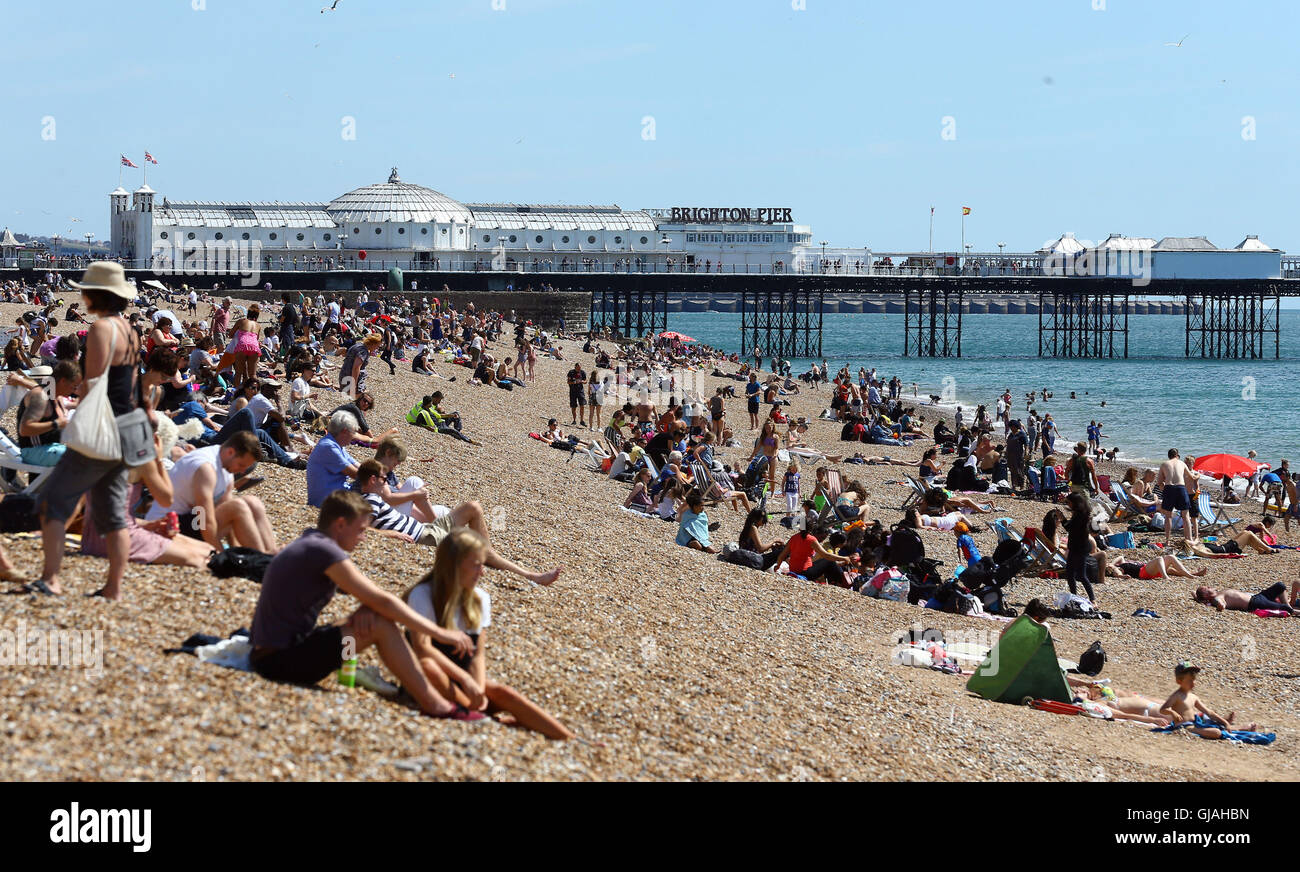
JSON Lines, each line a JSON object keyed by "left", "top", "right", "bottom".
{"left": 23, "top": 579, "right": 59, "bottom": 597}
{"left": 235, "top": 475, "right": 266, "bottom": 493}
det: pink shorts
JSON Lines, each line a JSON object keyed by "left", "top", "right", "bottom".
{"left": 234, "top": 332, "right": 261, "bottom": 355}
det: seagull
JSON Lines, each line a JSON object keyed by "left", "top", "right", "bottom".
{"left": 515, "top": 137, "right": 524, "bottom": 144}
{"left": 448, "top": 73, "right": 455, "bottom": 79}
{"left": 320, "top": 0, "right": 340, "bottom": 12}
{"left": 70, "top": 217, "right": 82, "bottom": 222}
{"left": 1164, "top": 34, "right": 1189, "bottom": 47}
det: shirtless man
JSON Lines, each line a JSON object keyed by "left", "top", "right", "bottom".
{"left": 1159, "top": 662, "right": 1256, "bottom": 738}
{"left": 1194, "top": 582, "right": 1298, "bottom": 614}
{"left": 1156, "top": 448, "right": 1197, "bottom": 545}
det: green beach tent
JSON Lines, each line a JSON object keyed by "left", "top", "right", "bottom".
{"left": 966, "top": 616, "right": 1072, "bottom": 704}
{"left": 386, "top": 266, "right": 403, "bottom": 294}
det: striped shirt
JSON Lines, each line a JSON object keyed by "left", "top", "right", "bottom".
{"left": 358, "top": 491, "right": 425, "bottom": 540}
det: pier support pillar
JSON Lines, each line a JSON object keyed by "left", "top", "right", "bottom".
{"left": 903, "top": 286, "right": 963, "bottom": 357}
{"left": 589, "top": 286, "right": 667, "bottom": 339}
{"left": 740, "top": 287, "right": 823, "bottom": 359}
{"left": 1038, "top": 289, "right": 1129, "bottom": 358}
{"left": 1184, "top": 289, "right": 1280, "bottom": 359}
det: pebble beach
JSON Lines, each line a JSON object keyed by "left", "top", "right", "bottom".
{"left": 1, "top": 297, "right": 1297, "bottom": 782}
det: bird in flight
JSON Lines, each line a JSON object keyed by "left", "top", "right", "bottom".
{"left": 1164, "top": 34, "right": 1188, "bottom": 47}
{"left": 321, "top": 0, "right": 340, "bottom": 12}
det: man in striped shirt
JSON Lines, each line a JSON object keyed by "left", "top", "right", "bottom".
{"left": 348, "top": 460, "right": 562, "bottom": 586}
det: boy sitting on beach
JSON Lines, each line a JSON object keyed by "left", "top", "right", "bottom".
{"left": 248, "top": 490, "right": 481, "bottom": 721}
{"left": 1158, "top": 661, "right": 1257, "bottom": 738}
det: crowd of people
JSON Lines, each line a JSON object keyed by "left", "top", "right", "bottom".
{"left": 0, "top": 264, "right": 576, "bottom": 738}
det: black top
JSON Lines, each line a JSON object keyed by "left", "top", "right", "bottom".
{"left": 17, "top": 387, "right": 57, "bottom": 448}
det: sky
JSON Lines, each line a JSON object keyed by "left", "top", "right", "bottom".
{"left": 2, "top": 0, "right": 1298, "bottom": 257}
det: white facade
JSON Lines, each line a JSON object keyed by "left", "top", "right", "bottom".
{"left": 108, "top": 168, "right": 817, "bottom": 271}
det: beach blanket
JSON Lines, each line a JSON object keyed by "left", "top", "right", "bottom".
{"left": 1150, "top": 715, "right": 1276, "bottom": 745}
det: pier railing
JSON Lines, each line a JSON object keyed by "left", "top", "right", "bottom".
{"left": 19, "top": 251, "right": 1054, "bottom": 278}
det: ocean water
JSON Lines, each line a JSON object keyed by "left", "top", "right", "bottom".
{"left": 666, "top": 311, "right": 1300, "bottom": 466}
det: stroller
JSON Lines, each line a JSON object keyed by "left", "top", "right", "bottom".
{"left": 960, "top": 538, "right": 1035, "bottom": 617}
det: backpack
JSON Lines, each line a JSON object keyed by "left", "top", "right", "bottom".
{"left": 722, "top": 547, "right": 765, "bottom": 571}
{"left": 207, "top": 547, "right": 274, "bottom": 583}
{"left": 1077, "top": 641, "right": 1107, "bottom": 676}
{"left": 885, "top": 526, "right": 925, "bottom": 569}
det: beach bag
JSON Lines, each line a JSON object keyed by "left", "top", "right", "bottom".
{"left": 723, "top": 547, "right": 765, "bottom": 571}
{"left": 207, "top": 546, "right": 273, "bottom": 583}
{"left": 1076, "top": 641, "right": 1107, "bottom": 677}
{"left": 1105, "top": 531, "right": 1134, "bottom": 549}
{"left": 880, "top": 574, "right": 910, "bottom": 603}
{"left": 64, "top": 325, "right": 155, "bottom": 467}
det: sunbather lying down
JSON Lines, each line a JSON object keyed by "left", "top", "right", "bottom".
{"left": 1066, "top": 676, "right": 1170, "bottom": 726}
{"left": 1194, "top": 582, "right": 1298, "bottom": 614}
{"left": 1177, "top": 531, "right": 1275, "bottom": 557}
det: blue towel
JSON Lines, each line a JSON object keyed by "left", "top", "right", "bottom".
{"left": 1151, "top": 714, "right": 1277, "bottom": 745}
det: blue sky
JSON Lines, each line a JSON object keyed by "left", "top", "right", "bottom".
{"left": 2, "top": 0, "right": 1297, "bottom": 255}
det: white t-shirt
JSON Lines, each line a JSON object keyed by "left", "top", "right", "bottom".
{"left": 246, "top": 393, "right": 275, "bottom": 427}
{"left": 328, "top": 302, "right": 341, "bottom": 324}
{"left": 145, "top": 444, "right": 232, "bottom": 520}
{"left": 291, "top": 377, "right": 311, "bottom": 399}
{"left": 407, "top": 585, "right": 491, "bottom": 634}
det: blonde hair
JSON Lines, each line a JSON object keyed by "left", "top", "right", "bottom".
{"left": 405, "top": 527, "right": 488, "bottom": 632}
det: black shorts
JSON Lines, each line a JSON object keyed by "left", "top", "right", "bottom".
{"left": 250, "top": 625, "right": 344, "bottom": 686}
{"left": 1161, "top": 485, "right": 1190, "bottom": 511}
{"left": 176, "top": 511, "right": 206, "bottom": 541}
{"left": 569, "top": 385, "right": 586, "bottom": 406}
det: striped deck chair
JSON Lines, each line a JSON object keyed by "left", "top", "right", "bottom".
{"left": 1020, "top": 526, "right": 1068, "bottom": 576}
{"left": 900, "top": 475, "right": 928, "bottom": 510}
{"left": 815, "top": 469, "right": 846, "bottom": 526}
{"left": 1197, "top": 491, "right": 1241, "bottom": 535}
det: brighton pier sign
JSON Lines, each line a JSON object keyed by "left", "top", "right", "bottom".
{"left": 666, "top": 207, "right": 793, "bottom": 224}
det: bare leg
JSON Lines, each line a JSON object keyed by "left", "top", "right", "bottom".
{"left": 485, "top": 679, "right": 573, "bottom": 740}
{"left": 451, "top": 501, "right": 561, "bottom": 585}
{"left": 38, "top": 517, "right": 67, "bottom": 595}
{"left": 217, "top": 500, "right": 264, "bottom": 552}
{"left": 1234, "top": 530, "right": 1273, "bottom": 554}
{"left": 91, "top": 527, "right": 133, "bottom": 600}
{"left": 155, "top": 535, "right": 216, "bottom": 568}
{"left": 345, "top": 610, "right": 456, "bottom": 717}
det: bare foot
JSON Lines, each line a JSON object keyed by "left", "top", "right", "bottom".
{"left": 1194, "top": 567, "right": 1209, "bottom": 577}
{"left": 530, "top": 567, "right": 562, "bottom": 586}
{"left": 1226, "top": 711, "right": 1236, "bottom": 724}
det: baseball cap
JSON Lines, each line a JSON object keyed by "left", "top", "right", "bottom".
{"left": 1174, "top": 660, "right": 1201, "bottom": 677}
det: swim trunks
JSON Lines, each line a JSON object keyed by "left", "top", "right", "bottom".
{"left": 1160, "top": 484, "right": 1190, "bottom": 511}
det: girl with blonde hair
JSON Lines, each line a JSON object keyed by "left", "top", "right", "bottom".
{"left": 405, "top": 527, "right": 574, "bottom": 740}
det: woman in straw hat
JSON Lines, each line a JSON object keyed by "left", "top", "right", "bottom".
{"left": 28, "top": 262, "right": 144, "bottom": 599}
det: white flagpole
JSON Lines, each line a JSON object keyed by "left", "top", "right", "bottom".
{"left": 142, "top": 151, "right": 147, "bottom": 187}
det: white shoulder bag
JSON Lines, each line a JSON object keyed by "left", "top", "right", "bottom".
{"left": 62, "top": 323, "right": 125, "bottom": 461}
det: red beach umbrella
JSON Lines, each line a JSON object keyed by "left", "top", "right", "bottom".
{"left": 1191, "top": 453, "right": 1259, "bottom": 480}
{"left": 659, "top": 331, "right": 695, "bottom": 342}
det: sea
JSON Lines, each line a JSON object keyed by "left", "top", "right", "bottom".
{"left": 666, "top": 310, "right": 1300, "bottom": 467}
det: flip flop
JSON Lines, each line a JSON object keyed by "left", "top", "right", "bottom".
{"left": 23, "top": 579, "right": 59, "bottom": 597}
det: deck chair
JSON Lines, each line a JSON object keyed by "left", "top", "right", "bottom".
{"left": 687, "top": 458, "right": 724, "bottom": 503}
{"left": 1197, "top": 491, "right": 1241, "bottom": 535}
{"left": 813, "top": 469, "right": 850, "bottom": 527}
{"left": 1020, "top": 527, "right": 1068, "bottom": 576}
{"left": 1109, "top": 481, "right": 1151, "bottom": 520}
{"left": 1095, "top": 473, "right": 1112, "bottom": 497}
{"left": 0, "top": 452, "right": 55, "bottom": 495}
{"left": 987, "top": 516, "right": 1018, "bottom": 544}
{"left": 900, "top": 475, "right": 928, "bottom": 510}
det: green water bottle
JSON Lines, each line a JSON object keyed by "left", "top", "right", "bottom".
{"left": 338, "top": 658, "right": 357, "bottom": 688}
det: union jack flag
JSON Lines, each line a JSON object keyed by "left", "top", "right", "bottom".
{"left": 121, "top": 154, "right": 138, "bottom": 168}
{"left": 144, "top": 152, "right": 158, "bottom": 164}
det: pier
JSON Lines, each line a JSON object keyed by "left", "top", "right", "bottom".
{"left": 4, "top": 262, "right": 1296, "bottom": 359}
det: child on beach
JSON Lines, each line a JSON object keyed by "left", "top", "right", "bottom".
{"left": 1158, "top": 661, "right": 1257, "bottom": 738}
{"left": 405, "top": 527, "right": 574, "bottom": 740}
{"left": 675, "top": 493, "right": 716, "bottom": 553}
{"left": 782, "top": 461, "right": 801, "bottom": 515}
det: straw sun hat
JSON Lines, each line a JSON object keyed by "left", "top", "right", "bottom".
{"left": 68, "top": 261, "right": 136, "bottom": 300}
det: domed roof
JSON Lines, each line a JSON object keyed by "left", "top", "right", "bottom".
{"left": 327, "top": 168, "right": 472, "bottom": 224}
